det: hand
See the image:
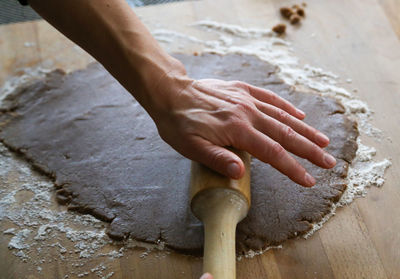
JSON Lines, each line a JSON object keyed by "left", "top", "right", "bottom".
{"left": 148, "top": 68, "right": 336, "bottom": 187}
{"left": 28, "top": 0, "right": 335, "bottom": 188}
{"left": 200, "top": 273, "right": 213, "bottom": 279}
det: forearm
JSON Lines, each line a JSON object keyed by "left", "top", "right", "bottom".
{"left": 29, "top": 0, "right": 184, "bottom": 112}
{"left": 29, "top": 0, "right": 335, "bottom": 185}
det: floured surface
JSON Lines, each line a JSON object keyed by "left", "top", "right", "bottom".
{"left": 0, "top": 53, "right": 358, "bottom": 254}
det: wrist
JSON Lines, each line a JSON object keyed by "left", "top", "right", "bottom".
{"left": 143, "top": 60, "right": 193, "bottom": 121}
{"left": 103, "top": 24, "right": 189, "bottom": 112}
{"left": 122, "top": 49, "right": 191, "bottom": 112}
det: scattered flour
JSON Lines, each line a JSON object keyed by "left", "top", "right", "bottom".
{"left": 103, "top": 272, "right": 115, "bottom": 279}
{"left": 237, "top": 245, "right": 283, "bottom": 261}
{"left": 24, "top": 42, "right": 36, "bottom": 48}
{"left": 152, "top": 29, "right": 202, "bottom": 44}
{"left": 3, "top": 227, "right": 16, "bottom": 235}
{"left": 77, "top": 271, "right": 90, "bottom": 278}
{"left": 154, "top": 20, "right": 391, "bottom": 255}
{"left": 8, "top": 229, "right": 31, "bottom": 250}
{"left": 0, "top": 19, "right": 392, "bottom": 274}
{"left": 154, "top": 20, "right": 384, "bottom": 141}
{"left": 304, "top": 138, "right": 391, "bottom": 238}
{"left": 0, "top": 134, "right": 165, "bottom": 276}
{"left": 0, "top": 66, "right": 51, "bottom": 100}
{"left": 192, "top": 20, "right": 273, "bottom": 38}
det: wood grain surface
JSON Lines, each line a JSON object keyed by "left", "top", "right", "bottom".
{"left": 0, "top": 0, "right": 399, "bottom": 278}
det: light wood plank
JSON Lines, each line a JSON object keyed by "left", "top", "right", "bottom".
{"left": 273, "top": 235, "right": 335, "bottom": 279}
{"left": 283, "top": 1, "right": 400, "bottom": 278}
{"left": 379, "top": 0, "right": 400, "bottom": 39}
{"left": 1, "top": 0, "right": 400, "bottom": 278}
{"left": 0, "top": 21, "right": 41, "bottom": 84}
{"left": 320, "top": 204, "right": 388, "bottom": 279}
{"left": 35, "top": 20, "right": 94, "bottom": 73}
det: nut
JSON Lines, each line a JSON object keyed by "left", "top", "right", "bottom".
{"left": 296, "top": 7, "right": 305, "bottom": 17}
{"left": 272, "top": 23, "right": 286, "bottom": 35}
{"left": 280, "top": 7, "right": 294, "bottom": 19}
{"left": 290, "top": 14, "right": 301, "bottom": 25}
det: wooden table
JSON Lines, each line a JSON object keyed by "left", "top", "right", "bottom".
{"left": 1, "top": 0, "right": 399, "bottom": 278}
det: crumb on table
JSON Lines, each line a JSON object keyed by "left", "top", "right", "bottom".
{"left": 290, "top": 14, "right": 301, "bottom": 24}
{"left": 280, "top": 7, "right": 294, "bottom": 19}
{"left": 280, "top": 3, "right": 306, "bottom": 25}
{"left": 272, "top": 23, "right": 286, "bottom": 35}
{"left": 296, "top": 7, "right": 305, "bottom": 17}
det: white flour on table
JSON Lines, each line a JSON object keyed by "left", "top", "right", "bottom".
{"left": 0, "top": 20, "right": 391, "bottom": 276}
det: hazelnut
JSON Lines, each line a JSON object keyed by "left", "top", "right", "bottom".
{"left": 272, "top": 23, "right": 286, "bottom": 35}
{"left": 280, "top": 7, "right": 293, "bottom": 19}
{"left": 290, "top": 14, "right": 301, "bottom": 25}
{"left": 296, "top": 7, "right": 305, "bottom": 17}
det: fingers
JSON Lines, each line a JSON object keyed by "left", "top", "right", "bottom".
{"left": 186, "top": 136, "right": 245, "bottom": 179}
{"left": 253, "top": 112, "right": 336, "bottom": 170}
{"left": 236, "top": 128, "right": 315, "bottom": 187}
{"left": 244, "top": 83, "right": 305, "bottom": 120}
{"left": 163, "top": 78, "right": 336, "bottom": 187}
{"left": 255, "top": 101, "right": 330, "bottom": 147}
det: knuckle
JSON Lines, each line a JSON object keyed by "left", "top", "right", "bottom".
{"left": 269, "top": 92, "right": 278, "bottom": 102}
{"left": 231, "top": 80, "right": 244, "bottom": 87}
{"left": 230, "top": 80, "right": 251, "bottom": 93}
{"left": 286, "top": 126, "right": 297, "bottom": 138}
{"left": 226, "top": 117, "right": 251, "bottom": 143}
{"left": 227, "top": 116, "right": 248, "bottom": 131}
{"left": 235, "top": 99, "right": 256, "bottom": 114}
{"left": 280, "top": 126, "right": 296, "bottom": 141}
{"left": 277, "top": 109, "right": 290, "bottom": 122}
{"left": 207, "top": 149, "right": 226, "bottom": 170}
{"left": 269, "top": 142, "right": 286, "bottom": 160}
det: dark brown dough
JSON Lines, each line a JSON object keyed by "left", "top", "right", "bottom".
{"left": 0, "top": 54, "right": 358, "bottom": 255}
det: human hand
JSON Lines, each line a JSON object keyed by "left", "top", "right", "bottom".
{"left": 29, "top": 0, "right": 334, "bottom": 187}
{"left": 147, "top": 66, "right": 336, "bottom": 187}
{"left": 27, "top": 0, "right": 335, "bottom": 187}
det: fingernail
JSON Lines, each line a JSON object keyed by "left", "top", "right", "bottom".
{"left": 304, "top": 172, "right": 315, "bottom": 186}
{"left": 227, "top": 162, "right": 240, "bottom": 178}
{"left": 316, "top": 132, "right": 329, "bottom": 145}
{"left": 297, "top": 109, "right": 305, "bottom": 117}
{"left": 200, "top": 273, "right": 212, "bottom": 279}
{"left": 324, "top": 153, "right": 336, "bottom": 167}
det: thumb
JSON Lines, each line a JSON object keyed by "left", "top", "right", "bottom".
{"left": 188, "top": 137, "right": 244, "bottom": 179}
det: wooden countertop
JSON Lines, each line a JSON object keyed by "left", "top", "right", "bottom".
{"left": 0, "top": 0, "right": 399, "bottom": 278}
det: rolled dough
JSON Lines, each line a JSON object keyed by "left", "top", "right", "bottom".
{"left": 0, "top": 54, "right": 358, "bottom": 254}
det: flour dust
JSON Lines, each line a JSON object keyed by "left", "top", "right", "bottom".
{"left": 0, "top": 20, "right": 391, "bottom": 275}
{"left": 154, "top": 20, "right": 391, "bottom": 255}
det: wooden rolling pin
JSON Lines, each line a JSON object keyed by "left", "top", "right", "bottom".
{"left": 190, "top": 149, "right": 251, "bottom": 279}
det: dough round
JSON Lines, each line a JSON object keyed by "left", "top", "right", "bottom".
{"left": 0, "top": 54, "right": 358, "bottom": 254}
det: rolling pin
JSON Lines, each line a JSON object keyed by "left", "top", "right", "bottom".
{"left": 190, "top": 149, "right": 251, "bottom": 279}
